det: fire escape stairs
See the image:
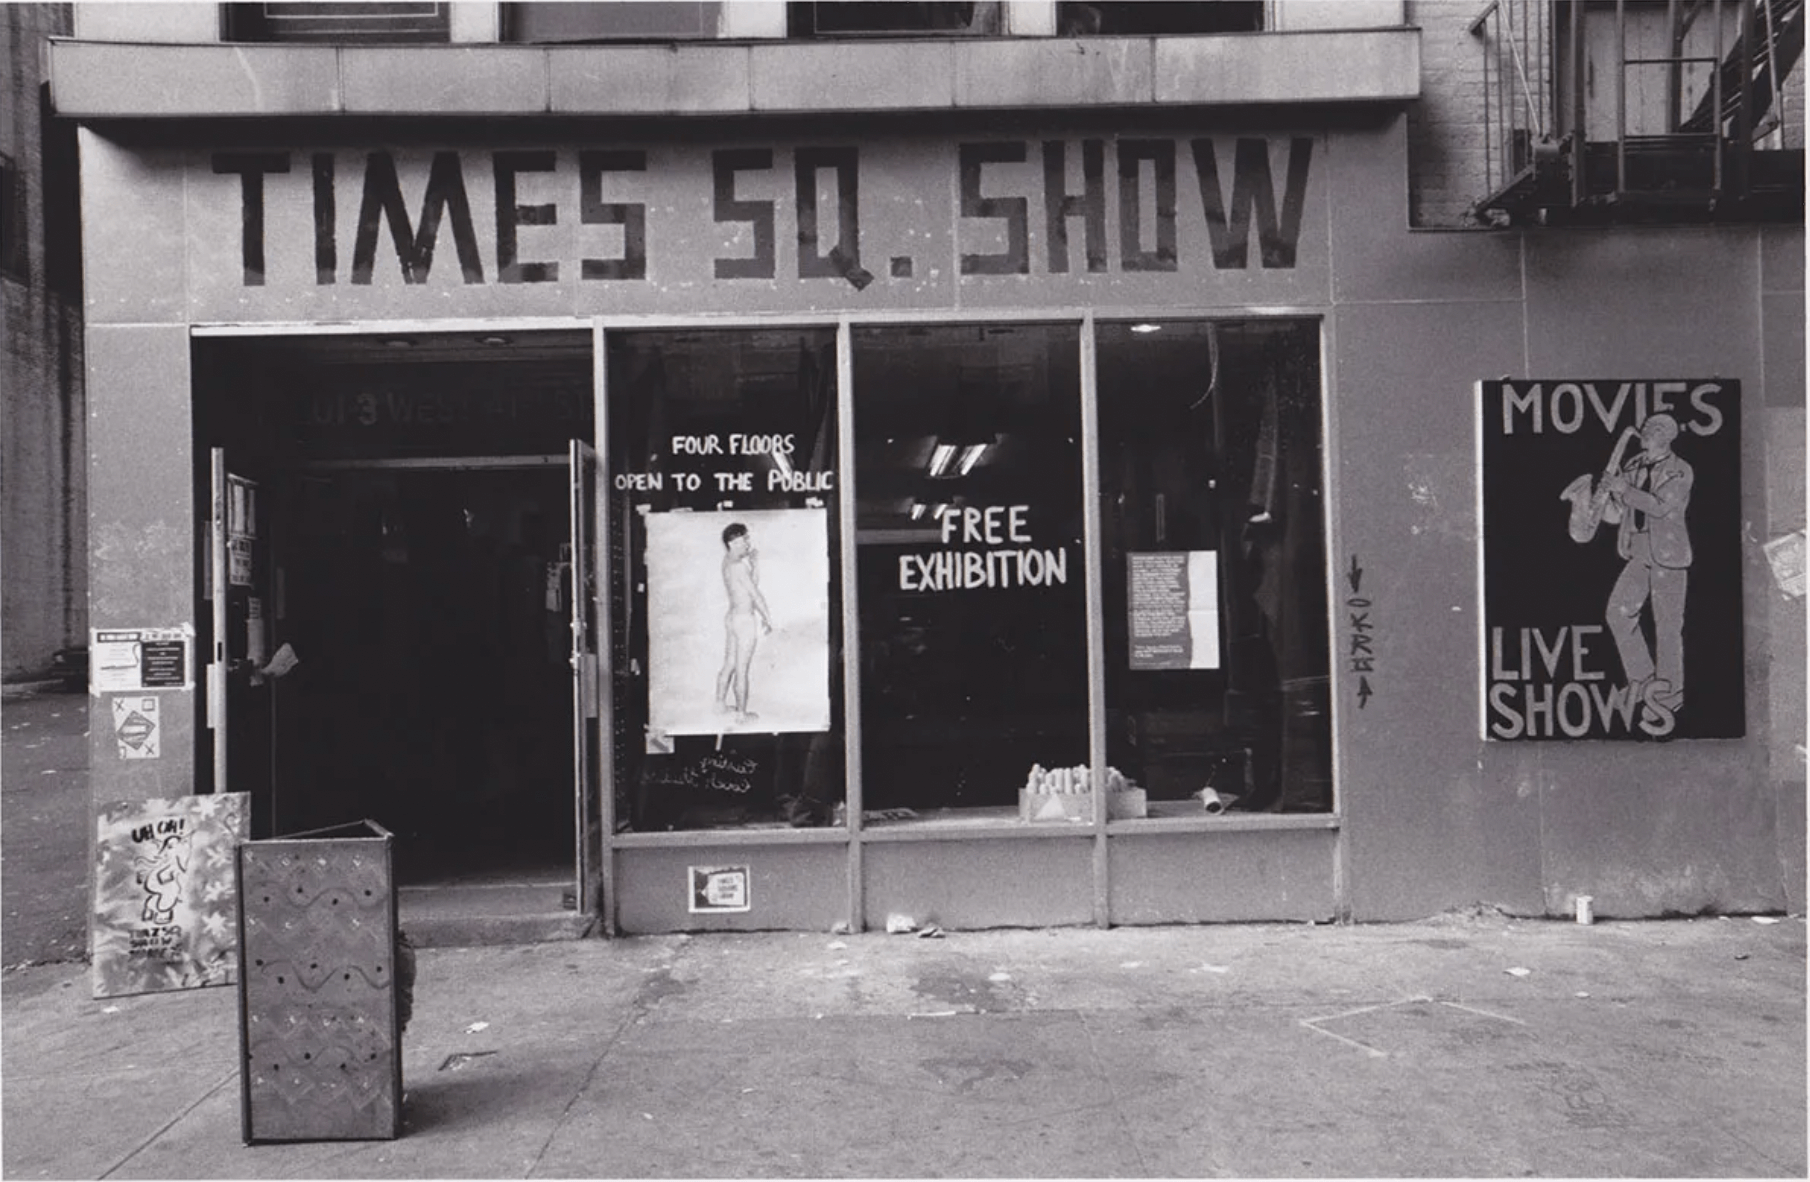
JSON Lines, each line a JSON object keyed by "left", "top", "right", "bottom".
{"left": 1471, "top": 0, "right": 1804, "bottom": 224}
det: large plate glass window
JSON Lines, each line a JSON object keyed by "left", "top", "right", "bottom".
{"left": 852, "top": 322, "right": 1087, "bottom": 823}
{"left": 607, "top": 328, "right": 843, "bottom": 832}
{"left": 1096, "top": 319, "right": 1331, "bottom": 816}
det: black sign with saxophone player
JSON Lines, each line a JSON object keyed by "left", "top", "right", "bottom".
{"left": 1480, "top": 379, "right": 1743, "bottom": 741}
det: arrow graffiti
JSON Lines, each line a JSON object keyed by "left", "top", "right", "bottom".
{"left": 1345, "top": 556, "right": 1378, "bottom": 707}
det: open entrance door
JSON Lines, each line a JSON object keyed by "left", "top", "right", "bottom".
{"left": 209, "top": 449, "right": 280, "bottom": 831}
{"left": 569, "top": 440, "right": 605, "bottom": 918}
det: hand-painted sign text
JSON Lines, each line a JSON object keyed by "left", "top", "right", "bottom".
{"left": 212, "top": 136, "right": 1314, "bottom": 290}
{"left": 1480, "top": 379, "right": 1743, "bottom": 741}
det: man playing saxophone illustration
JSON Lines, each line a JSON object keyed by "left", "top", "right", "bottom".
{"left": 1600, "top": 413, "right": 1694, "bottom": 713}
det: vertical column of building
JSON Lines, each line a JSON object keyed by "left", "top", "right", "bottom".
{"left": 78, "top": 128, "right": 199, "bottom": 805}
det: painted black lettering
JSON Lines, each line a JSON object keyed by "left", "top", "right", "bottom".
{"left": 351, "top": 151, "right": 485, "bottom": 285}
{"left": 494, "top": 150, "right": 558, "bottom": 284}
{"left": 579, "top": 150, "right": 647, "bottom": 281}
{"left": 213, "top": 152, "right": 289, "bottom": 286}
{"left": 713, "top": 148, "right": 775, "bottom": 280}
{"left": 1190, "top": 137, "right": 1313, "bottom": 269}
{"left": 312, "top": 153, "right": 336, "bottom": 285}
{"left": 959, "top": 141, "right": 1029, "bottom": 276}
{"left": 1042, "top": 140, "right": 1106, "bottom": 274}
{"left": 795, "top": 146, "right": 869, "bottom": 288}
{"left": 1117, "top": 140, "right": 1177, "bottom": 272}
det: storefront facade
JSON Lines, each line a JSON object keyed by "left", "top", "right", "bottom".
{"left": 55, "top": 10, "right": 1804, "bottom": 936}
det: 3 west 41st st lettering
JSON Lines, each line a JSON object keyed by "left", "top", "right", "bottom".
{"left": 213, "top": 138, "right": 1314, "bottom": 288}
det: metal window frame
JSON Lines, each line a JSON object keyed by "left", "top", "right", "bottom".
{"left": 190, "top": 307, "right": 1342, "bottom": 936}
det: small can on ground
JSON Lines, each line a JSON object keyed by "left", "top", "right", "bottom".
{"left": 1575, "top": 895, "right": 1595, "bottom": 925}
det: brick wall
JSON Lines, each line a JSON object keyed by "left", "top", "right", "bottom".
{"left": 2, "top": 3, "right": 85, "bottom": 679}
{"left": 1405, "top": 0, "right": 1502, "bottom": 229}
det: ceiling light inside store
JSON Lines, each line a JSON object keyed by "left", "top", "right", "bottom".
{"left": 1130, "top": 323, "right": 1162, "bottom": 334}
{"left": 910, "top": 502, "right": 927, "bottom": 521}
{"left": 770, "top": 450, "right": 795, "bottom": 479}
{"left": 479, "top": 335, "right": 511, "bottom": 347}
{"left": 926, "top": 442, "right": 960, "bottom": 479}
{"left": 383, "top": 338, "right": 414, "bottom": 349}
{"left": 927, "top": 437, "right": 994, "bottom": 479}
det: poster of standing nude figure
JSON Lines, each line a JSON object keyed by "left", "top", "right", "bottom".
{"left": 646, "top": 508, "right": 831, "bottom": 736}
{"left": 1480, "top": 379, "right": 1743, "bottom": 741}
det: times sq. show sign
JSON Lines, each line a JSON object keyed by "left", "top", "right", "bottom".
{"left": 1480, "top": 379, "right": 1743, "bottom": 741}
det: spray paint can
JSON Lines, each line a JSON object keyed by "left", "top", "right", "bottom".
{"left": 1575, "top": 895, "right": 1595, "bottom": 925}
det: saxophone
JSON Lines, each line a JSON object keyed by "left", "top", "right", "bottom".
{"left": 1560, "top": 427, "right": 1639, "bottom": 544}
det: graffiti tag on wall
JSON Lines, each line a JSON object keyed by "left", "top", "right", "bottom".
{"left": 1345, "top": 556, "right": 1377, "bottom": 708}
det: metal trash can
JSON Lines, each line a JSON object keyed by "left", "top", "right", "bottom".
{"left": 236, "top": 820, "right": 405, "bottom": 1143}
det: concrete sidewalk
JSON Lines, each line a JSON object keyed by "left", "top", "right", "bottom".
{"left": 2, "top": 915, "right": 1803, "bottom": 1179}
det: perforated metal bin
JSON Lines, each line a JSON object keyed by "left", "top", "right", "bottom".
{"left": 236, "top": 820, "right": 403, "bottom": 1143}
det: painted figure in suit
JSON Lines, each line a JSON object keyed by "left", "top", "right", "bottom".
{"left": 1602, "top": 413, "right": 1693, "bottom": 712}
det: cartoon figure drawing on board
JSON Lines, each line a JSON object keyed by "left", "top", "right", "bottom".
{"left": 716, "top": 522, "right": 773, "bottom": 725}
{"left": 135, "top": 832, "right": 190, "bottom": 925}
{"left": 1601, "top": 413, "right": 1693, "bottom": 715}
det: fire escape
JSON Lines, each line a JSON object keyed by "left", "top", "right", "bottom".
{"left": 1469, "top": 0, "right": 1804, "bottom": 223}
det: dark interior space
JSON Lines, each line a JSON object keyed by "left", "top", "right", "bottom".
{"left": 280, "top": 466, "right": 575, "bottom": 882}
{"left": 1095, "top": 319, "right": 1331, "bottom": 814}
{"left": 852, "top": 322, "right": 1089, "bottom": 818}
{"left": 605, "top": 328, "right": 845, "bottom": 833}
{"left": 193, "top": 332, "right": 593, "bottom": 885}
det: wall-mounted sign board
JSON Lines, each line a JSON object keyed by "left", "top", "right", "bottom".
{"left": 1479, "top": 379, "right": 1743, "bottom": 741}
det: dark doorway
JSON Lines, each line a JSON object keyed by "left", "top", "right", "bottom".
{"left": 279, "top": 465, "right": 575, "bottom": 884}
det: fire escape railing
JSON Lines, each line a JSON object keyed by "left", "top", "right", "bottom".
{"left": 1469, "top": 0, "right": 1559, "bottom": 214}
{"left": 1469, "top": 0, "right": 1804, "bottom": 223}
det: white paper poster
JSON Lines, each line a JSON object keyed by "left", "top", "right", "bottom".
{"left": 90, "top": 627, "right": 193, "bottom": 694}
{"left": 1127, "top": 551, "right": 1221, "bottom": 670}
{"left": 646, "top": 508, "right": 831, "bottom": 736}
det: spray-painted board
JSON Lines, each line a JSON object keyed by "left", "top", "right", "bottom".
{"left": 92, "top": 792, "right": 248, "bottom": 998}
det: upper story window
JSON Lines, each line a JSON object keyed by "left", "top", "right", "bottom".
{"left": 223, "top": 3, "right": 450, "bottom": 43}
{"left": 39, "top": 86, "right": 80, "bottom": 299}
{"left": 786, "top": 2, "right": 1003, "bottom": 36}
{"left": 1, "top": 152, "right": 27, "bottom": 284}
{"left": 1057, "top": 2, "right": 1264, "bottom": 35}
{"left": 786, "top": 1, "right": 1265, "bottom": 37}
{"left": 504, "top": 2, "right": 721, "bottom": 42}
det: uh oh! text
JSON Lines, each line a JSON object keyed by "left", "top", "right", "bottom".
{"left": 210, "top": 137, "right": 1315, "bottom": 289}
